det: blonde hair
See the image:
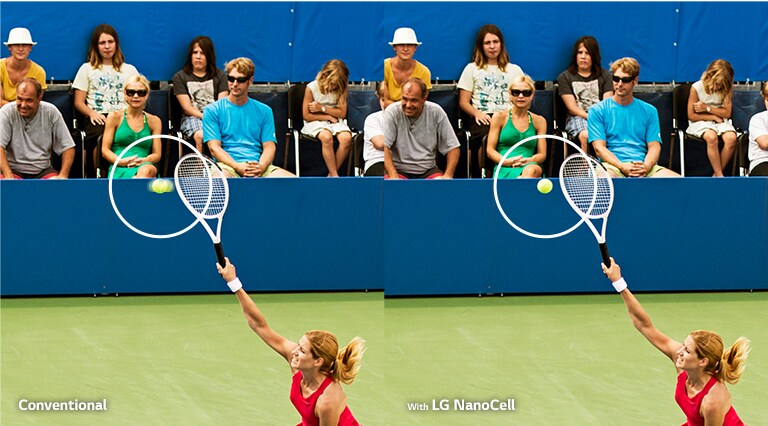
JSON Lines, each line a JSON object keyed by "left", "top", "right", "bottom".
{"left": 762, "top": 81, "right": 768, "bottom": 100}
{"left": 510, "top": 74, "right": 536, "bottom": 94}
{"left": 316, "top": 59, "right": 349, "bottom": 106}
{"left": 701, "top": 59, "right": 734, "bottom": 105}
{"left": 124, "top": 74, "right": 151, "bottom": 94}
{"left": 305, "top": 330, "right": 366, "bottom": 385}
{"left": 610, "top": 57, "right": 640, "bottom": 79}
{"left": 690, "top": 330, "right": 750, "bottom": 385}
{"left": 225, "top": 57, "right": 255, "bottom": 79}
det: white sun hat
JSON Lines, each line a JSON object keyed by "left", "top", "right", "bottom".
{"left": 388, "top": 27, "right": 421, "bottom": 46}
{"left": 4, "top": 27, "right": 37, "bottom": 46}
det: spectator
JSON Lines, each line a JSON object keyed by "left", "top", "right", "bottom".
{"left": 301, "top": 59, "right": 352, "bottom": 177}
{"left": 557, "top": 35, "right": 613, "bottom": 152}
{"left": 686, "top": 59, "right": 737, "bottom": 177}
{"left": 458, "top": 24, "right": 524, "bottom": 177}
{"left": 382, "top": 28, "right": 431, "bottom": 105}
{"left": 202, "top": 57, "right": 293, "bottom": 178}
{"left": 362, "top": 82, "right": 387, "bottom": 176}
{"left": 486, "top": 75, "right": 547, "bottom": 178}
{"left": 383, "top": 78, "right": 460, "bottom": 179}
{"left": 747, "top": 81, "right": 768, "bottom": 176}
{"left": 73, "top": 24, "right": 139, "bottom": 177}
{"left": 602, "top": 258, "right": 750, "bottom": 426}
{"left": 101, "top": 75, "right": 162, "bottom": 178}
{"left": 217, "top": 258, "right": 365, "bottom": 426}
{"left": 588, "top": 57, "right": 679, "bottom": 178}
{"left": 0, "top": 78, "right": 74, "bottom": 179}
{"left": 172, "top": 36, "right": 228, "bottom": 153}
{"left": 1, "top": 27, "right": 47, "bottom": 106}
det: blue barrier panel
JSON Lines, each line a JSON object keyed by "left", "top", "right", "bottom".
{"left": 381, "top": 178, "right": 768, "bottom": 295}
{"left": 1, "top": 178, "right": 384, "bottom": 295}
{"left": 1, "top": 178, "right": 766, "bottom": 296}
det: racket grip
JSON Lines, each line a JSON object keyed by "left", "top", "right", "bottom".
{"left": 214, "top": 242, "right": 226, "bottom": 268}
{"left": 599, "top": 242, "right": 611, "bottom": 267}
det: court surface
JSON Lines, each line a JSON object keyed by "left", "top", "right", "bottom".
{"left": 2, "top": 291, "right": 765, "bottom": 425}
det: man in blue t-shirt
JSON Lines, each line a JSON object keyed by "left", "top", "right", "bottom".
{"left": 588, "top": 57, "right": 679, "bottom": 178}
{"left": 202, "top": 57, "right": 293, "bottom": 178}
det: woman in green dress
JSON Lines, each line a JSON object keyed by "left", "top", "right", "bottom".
{"left": 101, "top": 74, "right": 161, "bottom": 178}
{"left": 486, "top": 74, "right": 547, "bottom": 178}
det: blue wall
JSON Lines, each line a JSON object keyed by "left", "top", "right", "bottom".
{"left": 2, "top": 2, "right": 767, "bottom": 82}
{"left": 1, "top": 178, "right": 766, "bottom": 296}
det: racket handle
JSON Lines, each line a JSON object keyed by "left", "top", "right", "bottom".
{"left": 599, "top": 242, "right": 611, "bottom": 267}
{"left": 214, "top": 242, "right": 226, "bottom": 268}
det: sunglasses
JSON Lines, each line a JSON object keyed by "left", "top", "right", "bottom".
{"left": 612, "top": 75, "right": 635, "bottom": 83}
{"left": 227, "top": 75, "right": 250, "bottom": 83}
{"left": 510, "top": 89, "right": 533, "bottom": 97}
{"left": 125, "top": 89, "right": 148, "bottom": 97}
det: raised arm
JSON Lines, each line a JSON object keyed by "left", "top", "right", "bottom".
{"left": 602, "top": 258, "right": 682, "bottom": 364}
{"left": 217, "top": 258, "right": 297, "bottom": 364}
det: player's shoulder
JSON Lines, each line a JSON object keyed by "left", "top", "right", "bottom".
{"left": 700, "top": 381, "right": 731, "bottom": 416}
{"left": 317, "top": 380, "right": 346, "bottom": 408}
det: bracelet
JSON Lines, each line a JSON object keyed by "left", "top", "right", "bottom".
{"left": 612, "top": 278, "right": 628, "bottom": 293}
{"left": 227, "top": 277, "right": 243, "bottom": 293}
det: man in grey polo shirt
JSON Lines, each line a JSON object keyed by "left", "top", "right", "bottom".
{"left": 383, "top": 78, "right": 460, "bottom": 179}
{"left": 0, "top": 78, "right": 75, "bottom": 179}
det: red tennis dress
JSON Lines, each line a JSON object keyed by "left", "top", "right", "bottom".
{"left": 289, "top": 371, "right": 359, "bottom": 426}
{"left": 674, "top": 371, "right": 743, "bottom": 425}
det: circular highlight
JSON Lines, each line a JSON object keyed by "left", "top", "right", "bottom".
{"left": 108, "top": 134, "right": 205, "bottom": 239}
{"left": 492, "top": 134, "right": 588, "bottom": 239}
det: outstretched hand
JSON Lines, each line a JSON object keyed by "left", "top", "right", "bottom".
{"left": 601, "top": 257, "right": 622, "bottom": 283}
{"left": 216, "top": 257, "right": 237, "bottom": 282}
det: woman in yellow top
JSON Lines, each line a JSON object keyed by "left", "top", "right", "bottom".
{"left": 0, "top": 27, "right": 47, "bottom": 106}
{"left": 382, "top": 27, "right": 431, "bottom": 106}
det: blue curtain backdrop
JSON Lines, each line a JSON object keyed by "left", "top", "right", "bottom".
{"left": 1, "top": 2, "right": 766, "bottom": 82}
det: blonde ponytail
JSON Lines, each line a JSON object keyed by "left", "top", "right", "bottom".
{"left": 333, "top": 337, "right": 366, "bottom": 385}
{"left": 717, "top": 337, "right": 751, "bottom": 385}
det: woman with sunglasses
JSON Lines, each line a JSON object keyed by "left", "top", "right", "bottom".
{"left": 101, "top": 74, "right": 161, "bottom": 178}
{"left": 458, "top": 24, "right": 524, "bottom": 177}
{"left": 556, "top": 36, "right": 613, "bottom": 153}
{"left": 602, "top": 258, "right": 750, "bottom": 425}
{"left": 73, "top": 24, "right": 139, "bottom": 177}
{"left": 172, "top": 36, "right": 228, "bottom": 153}
{"left": 486, "top": 74, "right": 547, "bottom": 178}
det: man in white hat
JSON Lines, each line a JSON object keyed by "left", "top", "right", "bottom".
{"left": 1, "top": 27, "right": 47, "bottom": 106}
{"left": 0, "top": 78, "right": 74, "bottom": 179}
{"left": 382, "top": 27, "right": 431, "bottom": 106}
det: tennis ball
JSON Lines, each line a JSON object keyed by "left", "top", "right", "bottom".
{"left": 537, "top": 178, "right": 553, "bottom": 194}
{"left": 161, "top": 179, "right": 174, "bottom": 193}
{"left": 149, "top": 179, "right": 165, "bottom": 194}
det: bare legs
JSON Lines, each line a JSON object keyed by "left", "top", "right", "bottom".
{"left": 702, "top": 130, "right": 737, "bottom": 177}
{"left": 317, "top": 130, "right": 352, "bottom": 177}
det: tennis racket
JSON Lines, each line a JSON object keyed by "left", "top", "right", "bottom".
{"left": 174, "top": 153, "right": 230, "bottom": 267}
{"left": 559, "top": 154, "right": 615, "bottom": 266}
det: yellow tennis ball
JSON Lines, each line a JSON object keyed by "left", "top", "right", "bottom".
{"left": 149, "top": 179, "right": 165, "bottom": 194}
{"left": 537, "top": 178, "right": 553, "bottom": 194}
{"left": 161, "top": 179, "right": 174, "bottom": 193}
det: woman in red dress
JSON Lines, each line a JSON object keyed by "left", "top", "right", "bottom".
{"left": 603, "top": 258, "right": 750, "bottom": 425}
{"left": 218, "top": 259, "right": 365, "bottom": 425}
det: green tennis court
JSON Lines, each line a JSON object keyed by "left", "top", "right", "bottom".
{"left": 2, "top": 291, "right": 765, "bottom": 425}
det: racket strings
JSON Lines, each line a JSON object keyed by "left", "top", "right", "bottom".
{"left": 176, "top": 157, "right": 227, "bottom": 217}
{"left": 561, "top": 157, "right": 612, "bottom": 217}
